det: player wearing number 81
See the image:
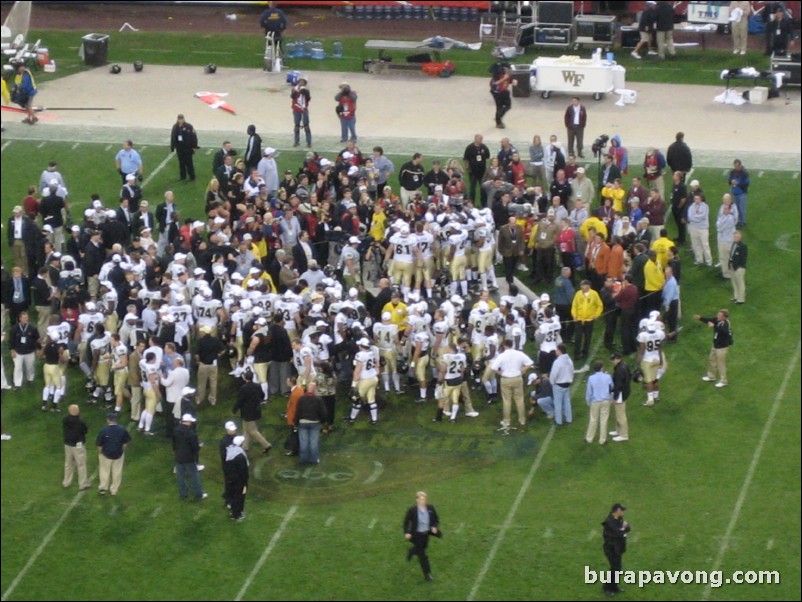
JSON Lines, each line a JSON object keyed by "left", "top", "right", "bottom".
{"left": 386, "top": 223, "right": 420, "bottom": 302}
{"left": 347, "top": 338, "right": 381, "bottom": 424}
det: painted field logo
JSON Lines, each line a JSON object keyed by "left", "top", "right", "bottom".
{"left": 275, "top": 464, "right": 355, "bottom": 487}
{"left": 251, "top": 426, "right": 538, "bottom": 504}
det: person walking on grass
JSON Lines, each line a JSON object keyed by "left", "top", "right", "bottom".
{"left": 585, "top": 361, "right": 613, "bottom": 445}
{"left": 403, "top": 491, "right": 441, "bottom": 582}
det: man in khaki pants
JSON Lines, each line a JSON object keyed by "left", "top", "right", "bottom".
{"left": 63, "top": 405, "right": 90, "bottom": 490}
{"left": 95, "top": 412, "right": 131, "bottom": 496}
{"left": 609, "top": 354, "right": 631, "bottom": 443}
{"left": 696, "top": 309, "right": 733, "bottom": 388}
{"left": 585, "top": 361, "right": 613, "bottom": 445}
{"left": 490, "top": 339, "right": 534, "bottom": 434}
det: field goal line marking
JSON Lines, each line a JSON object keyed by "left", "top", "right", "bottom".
{"left": 701, "top": 341, "right": 801, "bottom": 601}
{"left": 1, "top": 466, "right": 99, "bottom": 602}
{"left": 234, "top": 505, "right": 298, "bottom": 601}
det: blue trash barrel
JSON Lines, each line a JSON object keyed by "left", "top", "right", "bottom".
{"left": 332, "top": 40, "right": 343, "bottom": 58}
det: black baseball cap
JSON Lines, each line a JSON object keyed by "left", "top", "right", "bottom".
{"left": 611, "top": 503, "right": 626, "bottom": 512}
{"left": 610, "top": 352, "right": 623, "bottom": 360}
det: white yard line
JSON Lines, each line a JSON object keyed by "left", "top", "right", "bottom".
{"left": 1, "top": 141, "right": 13, "bottom": 152}
{"left": 467, "top": 425, "right": 556, "bottom": 601}
{"left": 702, "top": 341, "right": 800, "bottom": 600}
{"left": 71, "top": 142, "right": 80, "bottom": 150}
{"left": 1, "top": 468, "right": 99, "bottom": 602}
{"left": 468, "top": 334, "right": 602, "bottom": 601}
{"left": 141, "top": 153, "right": 173, "bottom": 189}
{"left": 37, "top": 141, "right": 47, "bottom": 148}
{"left": 234, "top": 505, "right": 298, "bottom": 601}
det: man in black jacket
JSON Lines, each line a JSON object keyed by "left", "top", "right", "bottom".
{"left": 245, "top": 124, "right": 263, "bottom": 170}
{"left": 173, "top": 413, "right": 208, "bottom": 500}
{"left": 601, "top": 503, "right": 630, "bottom": 595}
{"left": 83, "top": 230, "right": 105, "bottom": 299}
{"left": 665, "top": 131, "right": 692, "bottom": 179}
{"left": 63, "top": 404, "right": 90, "bottom": 490}
{"left": 654, "top": 0, "right": 675, "bottom": 60}
{"left": 463, "top": 134, "right": 491, "bottom": 206}
{"left": 610, "top": 354, "right": 631, "bottom": 442}
{"left": 403, "top": 491, "right": 441, "bottom": 581}
{"left": 232, "top": 369, "right": 273, "bottom": 454}
{"left": 219, "top": 421, "right": 238, "bottom": 508}
{"left": 171, "top": 114, "right": 199, "bottom": 181}
{"left": 728, "top": 231, "right": 747, "bottom": 305}
{"left": 695, "top": 309, "right": 733, "bottom": 387}
{"left": 398, "top": 153, "right": 425, "bottom": 208}
{"left": 224, "top": 434, "right": 249, "bottom": 520}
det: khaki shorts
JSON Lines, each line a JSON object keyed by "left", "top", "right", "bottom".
{"left": 641, "top": 358, "right": 660, "bottom": 383}
{"left": 450, "top": 255, "right": 467, "bottom": 281}
{"left": 357, "top": 376, "right": 378, "bottom": 404}
{"left": 414, "top": 354, "right": 429, "bottom": 383}
{"left": 114, "top": 368, "right": 129, "bottom": 396}
{"left": 253, "top": 362, "right": 269, "bottom": 384}
{"left": 443, "top": 382, "right": 462, "bottom": 405}
{"left": 415, "top": 258, "right": 434, "bottom": 284}
{"left": 477, "top": 249, "right": 493, "bottom": 274}
{"left": 95, "top": 362, "right": 110, "bottom": 387}
{"left": 639, "top": 31, "right": 651, "bottom": 43}
{"left": 379, "top": 348, "right": 397, "bottom": 374}
{"left": 44, "top": 363, "right": 61, "bottom": 389}
{"left": 144, "top": 387, "right": 159, "bottom": 414}
{"left": 390, "top": 261, "right": 415, "bottom": 287}
{"left": 471, "top": 343, "right": 485, "bottom": 362}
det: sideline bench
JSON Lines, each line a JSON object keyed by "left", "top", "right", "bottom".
{"left": 364, "top": 39, "right": 453, "bottom": 62}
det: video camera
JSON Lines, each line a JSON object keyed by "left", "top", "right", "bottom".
{"left": 591, "top": 134, "right": 609, "bottom": 157}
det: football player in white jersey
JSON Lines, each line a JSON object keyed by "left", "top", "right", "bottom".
{"left": 386, "top": 223, "right": 420, "bottom": 301}
{"left": 373, "top": 312, "right": 401, "bottom": 393}
{"left": 636, "top": 319, "right": 665, "bottom": 407}
{"left": 468, "top": 301, "right": 491, "bottom": 363}
{"left": 413, "top": 221, "right": 435, "bottom": 300}
{"left": 435, "top": 342, "right": 469, "bottom": 422}
{"left": 292, "top": 338, "right": 317, "bottom": 389}
{"left": 480, "top": 324, "right": 501, "bottom": 404}
{"left": 74, "top": 301, "right": 106, "bottom": 386}
{"left": 410, "top": 328, "right": 431, "bottom": 403}
{"left": 536, "top": 307, "right": 562, "bottom": 375}
{"left": 192, "top": 287, "right": 224, "bottom": 338}
{"left": 110, "top": 332, "right": 129, "bottom": 413}
{"left": 89, "top": 324, "right": 113, "bottom": 405}
{"left": 276, "top": 291, "right": 302, "bottom": 342}
{"left": 346, "top": 338, "right": 380, "bottom": 424}
{"left": 447, "top": 223, "right": 470, "bottom": 297}
{"left": 473, "top": 219, "right": 495, "bottom": 293}
{"left": 138, "top": 350, "right": 162, "bottom": 436}
{"left": 98, "top": 280, "right": 119, "bottom": 334}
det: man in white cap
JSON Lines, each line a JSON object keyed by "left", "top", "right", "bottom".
{"left": 257, "top": 147, "right": 279, "bottom": 196}
{"left": 40, "top": 179, "right": 69, "bottom": 252}
{"left": 224, "top": 434, "right": 249, "bottom": 520}
{"left": 173, "top": 412, "right": 208, "bottom": 500}
{"left": 569, "top": 166, "right": 595, "bottom": 211}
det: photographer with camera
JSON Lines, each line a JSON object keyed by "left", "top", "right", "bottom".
{"left": 335, "top": 82, "right": 358, "bottom": 143}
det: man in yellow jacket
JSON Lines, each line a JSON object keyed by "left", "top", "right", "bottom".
{"left": 571, "top": 279, "right": 603, "bottom": 363}
{"left": 643, "top": 249, "right": 666, "bottom": 317}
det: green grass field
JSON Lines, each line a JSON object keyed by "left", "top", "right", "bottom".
{"left": 2, "top": 16, "right": 801, "bottom": 599}
{"left": 1, "top": 135, "right": 800, "bottom": 601}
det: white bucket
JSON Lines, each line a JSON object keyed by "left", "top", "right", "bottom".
{"left": 274, "top": 58, "right": 282, "bottom": 72}
{"left": 480, "top": 23, "right": 493, "bottom": 35}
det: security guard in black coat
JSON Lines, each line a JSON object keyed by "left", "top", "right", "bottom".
{"left": 601, "top": 503, "right": 630, "bottom": 595}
